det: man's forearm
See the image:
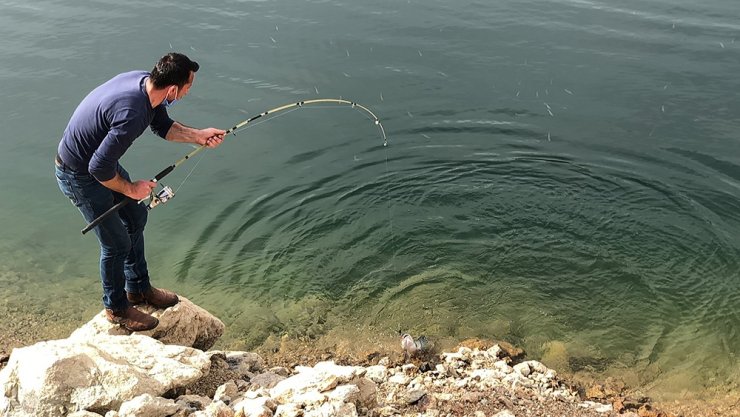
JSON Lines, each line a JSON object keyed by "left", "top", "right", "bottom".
{"left": 165, "top": 122, "right": 200, "bottom": 144}
{"left": 100, "top": 172, "right": 132, "bottom": 195}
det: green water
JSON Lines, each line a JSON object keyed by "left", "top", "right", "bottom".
{"left": 1, "top": 0, "right": 739, "bottom": 401}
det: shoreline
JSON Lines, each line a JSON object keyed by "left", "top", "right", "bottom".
{"left": 1, "top": 307, "right": 738, "bottom": 416}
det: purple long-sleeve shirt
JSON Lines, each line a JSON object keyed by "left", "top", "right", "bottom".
{"left": 57, "top": 71, "right": 174, "bottom": 181}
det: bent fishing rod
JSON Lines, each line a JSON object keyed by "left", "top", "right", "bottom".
{"left": 81, "top": 98, "right": 387, "bottom": 235}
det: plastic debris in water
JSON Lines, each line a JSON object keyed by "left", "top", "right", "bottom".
{"left": 401, "top": 333, "right": 429, "bottom": 355}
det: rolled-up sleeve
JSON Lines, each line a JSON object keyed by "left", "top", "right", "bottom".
{"left": 89, "top": 108, "right": 144, "bottom": 181}
{"left": 150, "top": 105, "right": 175, "bottom": 139}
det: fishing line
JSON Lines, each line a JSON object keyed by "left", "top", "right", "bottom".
{"left": 173, "top": 148, "right": 207, "bottom": 195}
{"left": 81, "top": 98, "right": 388, "bottom": 235}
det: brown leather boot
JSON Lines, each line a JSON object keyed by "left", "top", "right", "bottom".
{"left": 127, "top": 287, "right": 179, "bottom": 309}
{"left": 105, "top": 306, "right": 159, "bottom": 331}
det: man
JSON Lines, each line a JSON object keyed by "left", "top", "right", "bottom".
{"left": 55, "top": 53, "right": 225, "bottom": 331}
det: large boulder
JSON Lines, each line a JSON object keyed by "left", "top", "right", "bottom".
{"left": 0, "top": 334, "right": 210, "bottom": 417}
{"left": 70, "top": 296, "right": 225, "bottom": 350}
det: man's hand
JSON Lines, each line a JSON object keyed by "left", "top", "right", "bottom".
{"left": 166, "top": 123, "right": 226, "bottom": 148}
{"left": 127, "top": 180, "right": 157, "bottom": 200}
{"left": 100, "top": 173, "right": 157, "bottom": 201}
{"left": 197, "top": 127, "right": 226, "bottom": 148}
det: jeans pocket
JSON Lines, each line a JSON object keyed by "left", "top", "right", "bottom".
{"left": 56, "top": 176, "right": 80, "bottom": 206}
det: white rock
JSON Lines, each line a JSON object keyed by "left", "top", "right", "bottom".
{"left": 454, "top": 378, "right": 470, "bottom": 389}
{"left": 503, "top": 372, "right": 528, "bottom": 387}
{"left": 312, "top": 361, "right": 364, "bottom": 380}
{"left": 493, "top": 360, "right": 513, "bottom": 374}
{"left": 493, "top": 410, "right": 516, "bottom": 417}
{"left": 214, "top": 381, "right": 239, "bottom": 403}
{"left": 580, "top": 401, "right": 613, "bottom": 413}
{"left": 457, "top": 347, "right": 473, "bottom": 357}
{"left": 522, "top": 360, "right": 548, "bottom": 374}
{"left": 291, "top": 391, "right": 326, "bottom": 406}
{"left": 293, "top": 366, "right": 313, "bottom": 374}
{"left": 304, "top": 402, "right": 357, "bottom": 417}
{"left": 274, "top": 403, "right": 302, "bottom": 417}
{"left": 442, "top": 352, "right": 466, "bottom": 364}
{"left": 68, "top": 412, "right": 104, "bottom": 417}
{"left": 327, "top": 384, "right": 359, "bottom": 404}
{"left": 240, "top": 406, "right": 273, "bottom": 417}
{"left": 317, "top": 376, "right": 338, "bottom": 392}
{"left": 432, "top": 393, "right": 453, "bottom": 402}
{"left": 364, "top": 365, "right": 387, "bottom": 383}
{"left": 513, "top": 362, "right": 531, "bottom": 377}
{"left": 118, "top": 394, "right": 180, "bottom": 417}
{"left": 104, "top": 412, "right": 119, "bottom": 417}
{"left": 233, "top": 397, "right": 276, "bottom": 417}
{"left": 0, "top": 335, "right": 209, "bottom": 417}
{"left": 387, "top": 373, "right": 411, "bottom": 385}
{"left": 270, "top": 361, "right": 361, "bottom": 404}
{"left": 70, "top": 297, "right": 225, "bottom": 350}
{"left": 470, "top": 368, "right": 504, "bottom": 383}
{"left": 191, "top": 400, "right": 235, "bottom": 417}
{"left": 487, "top": 345, "right": 503, "bottom": 358}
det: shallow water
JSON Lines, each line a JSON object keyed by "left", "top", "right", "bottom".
{"left": 1, "top": 0, "right": 739, "bottom": 402}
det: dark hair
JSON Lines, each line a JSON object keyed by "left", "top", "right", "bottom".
{"left": 150, "top": 53, "right": 200, "bottom": 88}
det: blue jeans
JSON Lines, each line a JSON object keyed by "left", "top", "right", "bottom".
{"left": 55, "top": 163, "right": 152, "bottom": 311}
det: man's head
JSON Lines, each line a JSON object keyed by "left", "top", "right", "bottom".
{"left": 150, "top": 53, "right": 199, "bottom": 102}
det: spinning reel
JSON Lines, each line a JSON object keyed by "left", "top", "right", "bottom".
{"left": 146, "top": 185, "right": 175, "bottom": 210}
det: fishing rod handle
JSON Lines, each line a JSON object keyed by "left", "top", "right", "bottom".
{"left": 154, "top": 165, "right": 175, "bottom": 181}
{"left": 81, "top": 165, "right": 173, "bottom": 235}
{"left": 80, "top": 198, "right": 132, "bottom": 234}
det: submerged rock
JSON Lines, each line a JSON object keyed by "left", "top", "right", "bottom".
{"left": 117, "top": 394, "right": 180, "bottom": 417}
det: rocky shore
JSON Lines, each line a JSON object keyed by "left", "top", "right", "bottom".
{"left": 0, "top": 298, "right": 680, "bottom": 417}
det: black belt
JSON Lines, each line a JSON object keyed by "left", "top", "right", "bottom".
{"left": 55, "top": 154, "right": 88, "bottom": 174}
